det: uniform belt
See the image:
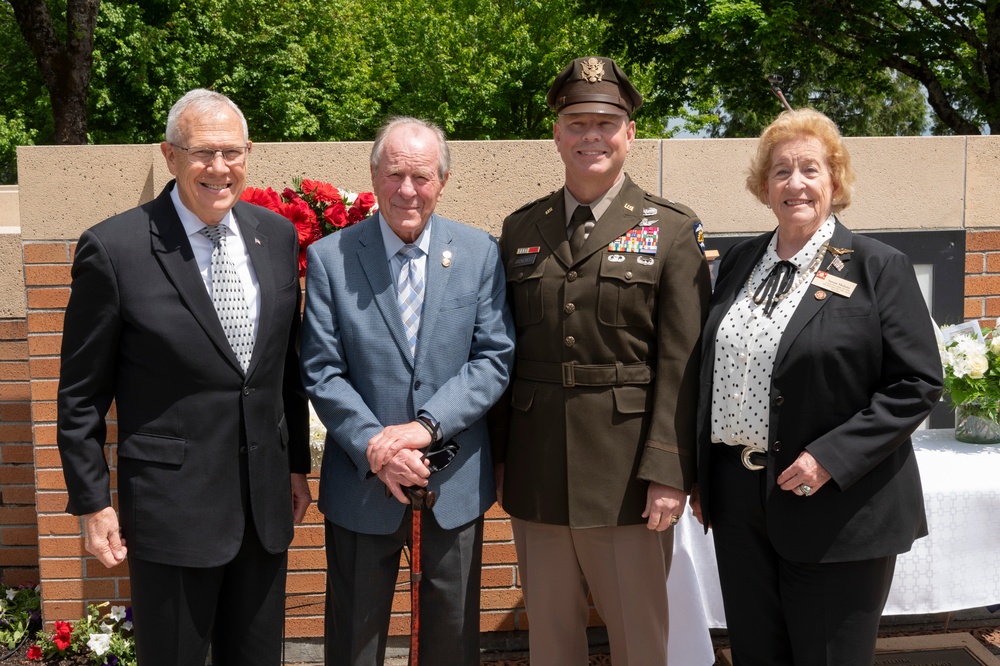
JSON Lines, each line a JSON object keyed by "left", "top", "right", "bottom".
{"left": 516, "top": 360, "right": 652, "bottom": 388}
{"left": 719, "top": 443, "right": 767, "bottom": 471}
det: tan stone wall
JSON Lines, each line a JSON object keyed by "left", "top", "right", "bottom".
{"left": 0, "top": 185, "right": 20, "bottom": 229}
{"left": 10, "top": 136, "right": 1000, "bottom": 638}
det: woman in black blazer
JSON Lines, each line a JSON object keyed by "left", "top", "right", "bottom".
{"left": 691, "top": 109, "right": 943, "bottom": 665}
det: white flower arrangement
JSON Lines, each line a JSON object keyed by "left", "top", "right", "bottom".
{"left": 938, "top": 319, "right": 1000, "bottom": 421}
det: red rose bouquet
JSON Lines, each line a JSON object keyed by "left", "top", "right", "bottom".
{"left": 241, "top": 178, "right": 377, "bottom": 276}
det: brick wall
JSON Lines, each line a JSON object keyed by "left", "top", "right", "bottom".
{"left": 965, "top": 231, "right": 1000, "bottom": 320}
{"left": 0, "top": 316, "right": 39, "bottom": 589}
{"left": 23, "top": 239, "right": 112, "bottom": 624}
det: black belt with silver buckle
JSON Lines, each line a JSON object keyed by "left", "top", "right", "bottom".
{"left": 720, "top": 444, "right": 767, "bottom": 471}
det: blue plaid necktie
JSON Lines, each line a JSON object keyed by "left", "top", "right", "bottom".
{"left": 396, "top": 244, "right": 425, "bottom": 357}
{"left": 201, "top": 224, "right": 254, "bottom": 372}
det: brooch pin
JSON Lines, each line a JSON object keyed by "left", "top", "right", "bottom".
{"left": 822, "top": 245, "right": 854, "bottom": 272}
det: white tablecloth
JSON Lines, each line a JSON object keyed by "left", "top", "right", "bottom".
{"left": 666, "top": 429, "right": 1000, "bottom": 663}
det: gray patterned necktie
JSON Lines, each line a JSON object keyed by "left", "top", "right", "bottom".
{"left": 568, "top": 204, "right": 594, "bottom": 255}
{"left": 200, "top": 224, "right": 254, "bottom": 372}
{"left": 396, "top": 244, "right": 425, "bottom": 357}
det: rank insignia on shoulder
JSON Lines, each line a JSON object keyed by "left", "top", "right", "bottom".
{"left": 637, "top": 255, "right": 654, "bottom": 266}
{"left": 643, "top": 207, "right": 657, "bottom": 216}
{"left": 693, "top": 221, "right": 706, "bottom": 255}
{"left": 608, "top": 254, "right": 625, "bottom": 263}
{"left": 516, "top": 246, "right": 541, "bottom": 255}
{"left": 608, "top": 228, "right": 659, "bottom": 254}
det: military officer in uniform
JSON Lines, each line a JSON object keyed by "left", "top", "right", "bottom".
{"left": 490, "top": 57, "right": 711, "bottom": 664}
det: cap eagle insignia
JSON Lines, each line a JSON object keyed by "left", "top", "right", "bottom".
{"left": 580, "top": 58, "right": 605, "bottom": 83}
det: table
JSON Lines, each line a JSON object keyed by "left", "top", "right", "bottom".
{"left": 666, "top": 429, "right": 1000, "bottom": 663}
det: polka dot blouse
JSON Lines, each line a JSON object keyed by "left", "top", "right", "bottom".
{"left": 710, "top": 216, "right": 835, "bottom": 451}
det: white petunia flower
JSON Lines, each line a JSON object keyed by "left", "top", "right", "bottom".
{"left": 87, "top": 633, "right": 112, "bottom": 656}
{"left": 6, "top": 589, "right": 15, "bottom": 601}
{"left": 110, "top": 605, "right": 127, "bottom": 622}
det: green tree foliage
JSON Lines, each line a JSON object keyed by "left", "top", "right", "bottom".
{"left": 583, "top": 0, "right": 1000, "bottom": 137}
{"left": 0, "top": 0, "right": 613, "bottom": 182}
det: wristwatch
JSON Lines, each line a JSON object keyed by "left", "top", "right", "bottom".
{"left": 416, "top": 413, "right": 443, "bottom": 443}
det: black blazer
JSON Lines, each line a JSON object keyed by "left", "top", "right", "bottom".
{"left": 696, "top": 220, "right": 943, "bottom": 563}
{"left": 58, "top": 182, "right": 309, "bottom": 567}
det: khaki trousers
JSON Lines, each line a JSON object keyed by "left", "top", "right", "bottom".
{"left": 511, "top": 518, "right": 674, "bottom": 665}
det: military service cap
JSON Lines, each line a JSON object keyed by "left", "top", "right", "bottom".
{"left": 546, "top": 57, "right": 643, "bottom": 116}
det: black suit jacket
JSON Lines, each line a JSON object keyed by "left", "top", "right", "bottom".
{"left": 58, "top": 182, "right": 309, "bottom": 568}
{"left": 696, "top": 220, "right": 943, "bottom": 563}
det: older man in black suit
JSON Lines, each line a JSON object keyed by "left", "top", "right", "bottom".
{"left": 57, "top": 89, "right": 310, "bottom": 666}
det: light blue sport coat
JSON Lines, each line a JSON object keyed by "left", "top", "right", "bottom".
{"left": 301, "top": 212, "right": 515, "bottom": 534}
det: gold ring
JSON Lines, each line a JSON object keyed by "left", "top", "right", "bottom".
{"left": 669, "top": 514, "right": 679, "bottom": 525}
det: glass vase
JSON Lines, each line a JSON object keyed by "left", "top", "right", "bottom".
{"left": 954, "top": 401, "right": 1000, "bottom": 444}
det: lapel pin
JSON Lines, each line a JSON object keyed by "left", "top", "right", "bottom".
{"left": 815, "top": 290, "right": 827, "bottom": 301}
{"left": 822, "top": 244, "right": 853, "bottom": 272}
{"left": 442, "top": 250, "right": 452, "bottom": 267}
{"left": 255, "top": 237, "right": 262, "bottom": 245}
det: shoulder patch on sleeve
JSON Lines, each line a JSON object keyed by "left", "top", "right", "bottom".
{"left": 693, "top": 221, "right": 706, "bottom": 255}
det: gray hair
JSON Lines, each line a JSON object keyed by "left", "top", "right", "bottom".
{"left": 165, "top": 89, "right": 249, "bottom": 145}
{"left": 370, "top": 117, "right": 450, "bottom": 179}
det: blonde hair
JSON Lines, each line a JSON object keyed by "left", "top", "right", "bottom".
{"left": 746, "top": 108, "right": 855, "bottom": 213}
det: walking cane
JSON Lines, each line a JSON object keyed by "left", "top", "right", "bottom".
{"left": 379, "top": 445, "right": 454, "bottom": 664}
{"left": 399, "top": 485, "right": 437, "bottom": 666}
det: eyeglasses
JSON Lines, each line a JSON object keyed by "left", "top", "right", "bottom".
{"left": 170, "top": 144, "right": 249, "bottom": 165}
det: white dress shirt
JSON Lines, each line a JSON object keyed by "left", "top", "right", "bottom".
{"left": 710, "top": 216, "right": 835, "bottom": 451}
{"left": 170, "top": 185, "right": 261, "bottom": 337}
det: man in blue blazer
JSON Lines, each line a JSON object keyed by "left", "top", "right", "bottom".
{"left": 301, "top": 117, "right": 515, "bottom": 665}
{"left": 58, "top": 89, "right": 311, "bottom": 666}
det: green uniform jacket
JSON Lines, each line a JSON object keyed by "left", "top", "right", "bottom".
{"left": 491, "top": 174, "right": 711, "bottom": 528}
